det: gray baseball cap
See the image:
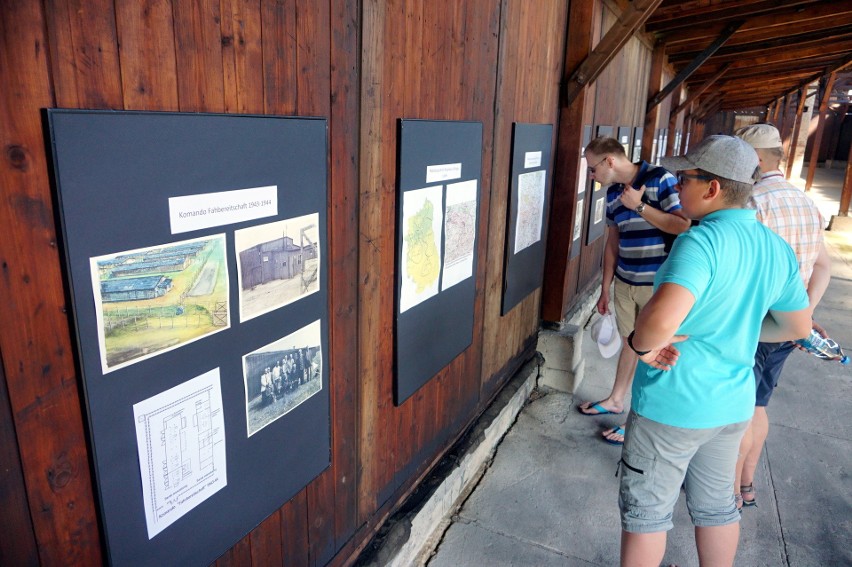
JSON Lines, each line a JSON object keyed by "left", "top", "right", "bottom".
{"left": 660, "top": 135, "right": 759, "bottom": 184}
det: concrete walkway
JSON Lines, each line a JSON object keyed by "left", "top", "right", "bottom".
{"left": 427, "top": 168, "right": 852, "bottom": 567}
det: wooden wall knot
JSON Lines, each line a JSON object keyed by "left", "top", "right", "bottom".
{"left": 46, "top": 455, "right": 75, "bottom": 493}
{"left": 6, "top": 144, "right": 29, "bottom": 171}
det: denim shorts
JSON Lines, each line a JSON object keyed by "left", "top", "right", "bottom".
{"left": 618, "top": 411, "right": 749, "bottom": 533}
{"left": 754, "top": 341, "right": 796, "bottom": 406}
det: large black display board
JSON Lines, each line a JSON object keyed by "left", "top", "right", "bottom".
{"left": 501, "top": 123, "right": 553, "bottom": 315}
{"left": 395, "top": 119, "right": 482, "bottom": 405}
{"left": 47, "top": 110, "right": 330, "bottom": 566}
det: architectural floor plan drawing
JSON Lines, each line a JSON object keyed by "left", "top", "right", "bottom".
{"left": 133, "top": 368, "right": 227, "bottom": 539}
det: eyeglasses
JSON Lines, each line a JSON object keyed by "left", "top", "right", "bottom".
{"left": 677, "top": 172, "right": 713, "bottom": 186}
{"left": 588, "top": 157, "right": 608, "bottom": 174}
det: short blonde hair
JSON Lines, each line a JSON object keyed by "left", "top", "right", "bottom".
{"left": 585, "top": 136, "right": 626, "bottom": 157}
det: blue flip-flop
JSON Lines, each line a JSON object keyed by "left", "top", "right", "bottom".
{"left": 603, "top": 426, "right": 625, "bottom": 446}
{"left": 578, "top": 400, "right": 623, "bottom": 416}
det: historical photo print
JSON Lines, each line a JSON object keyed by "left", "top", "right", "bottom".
{"left": 243, "top": 319, "right": 323, "bottom": 437}
{"left": 90, "top": 234, "right": 230, "bottom": 374}
{"left": 235, "top": 213, "right": 320, "bottom": 322}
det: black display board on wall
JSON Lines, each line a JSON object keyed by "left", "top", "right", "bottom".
{"left": 501, "top": 123, "right": 554, "bottom": 315}
{"left": 632, "top": 126, "right": 644, "bottom": 162}
{"left": 617, "top": 126, "right": 631, "bottom": 155}
{"left": 586, "top": 125, "right": 610, "bottom": 245}
{"left": 569, "top": 125, "right": 594, "bottom": 260}
{"left": 47, "top": 110, "right": 330, "bottom": 567}
{"left": 395, "top": 119, "right": 482, "bottom": 405}
{"left": 596, "top": 124, "right": 614, "bottom": 138}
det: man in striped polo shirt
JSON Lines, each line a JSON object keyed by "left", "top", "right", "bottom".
{"left": 578, "top": 137, "right": 691, "bottom": 445}
{"left": 732, "top": 123, "right": 831, "bottom": 510}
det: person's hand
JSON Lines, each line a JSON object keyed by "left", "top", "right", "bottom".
{"left": 794, "top": 320, "right": 827, "bottom": 352}
{"left": 639, "top": 335, "right": 688, "bottom": 370}
{"left": 620, "top": 184, "right": 646, "bottom": 210}
{"left": 597, "top": 289, "right": 610, "bottom": 315}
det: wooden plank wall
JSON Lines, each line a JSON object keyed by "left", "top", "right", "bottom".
{"left": 1, "top": 1, "right": 359, "bottom": 566}
{"left": 0, "top": 0, "right": 679, "bottom": 564}
{"left": 358, "top": 0, "right": 502, "bottom": 524}
{"left": 481, "top": 0, "right": 570, "bottom": 389}
{"left": 0, "top": 0, "right": 573, "bottom": 565}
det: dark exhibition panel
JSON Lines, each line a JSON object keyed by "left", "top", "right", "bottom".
{"left": 501, "top": 123, "right": 554, "bottom": 315}
{"left": 394, "top": 120, "right": 483, "bottom": 405}
{"left": 48, "top": 110, "right": 330, "bottom": 566}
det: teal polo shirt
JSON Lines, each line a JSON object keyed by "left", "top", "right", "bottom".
{"left": 631, "top": 208, "right": 808, "bottom": 429}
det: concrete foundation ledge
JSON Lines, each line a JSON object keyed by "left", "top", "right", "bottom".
{"left": 354, "top": 357, "right": 541, "bottom": 567}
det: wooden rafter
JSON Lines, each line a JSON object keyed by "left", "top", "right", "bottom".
{"left": 647, "top": 20, "right": 743, "bottom": 113}
{"left": 562, "top": 0, "right": 663, "bottom": 107}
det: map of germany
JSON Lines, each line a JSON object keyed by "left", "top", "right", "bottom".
{"left": 405, "top": 199, "right": 441, "bottom": 292}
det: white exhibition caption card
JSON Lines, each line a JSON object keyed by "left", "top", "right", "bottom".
{"left": 523, "top": 151, "right": 542, "bottom": 169}
{"left": 169, "top": 185, "right": 278, "bottom": 234}
{"left": 133, "top": 368, "right": 227, "bottom": 539}
{"left": 425, "top": 162, "right": 462, "bottom": 184}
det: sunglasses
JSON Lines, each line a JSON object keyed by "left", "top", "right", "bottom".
{"left": 677, "top": 172, "right": 713, "bottom": 185}
{"left": 588, "top": 157, "right": 608, "bottom": 174}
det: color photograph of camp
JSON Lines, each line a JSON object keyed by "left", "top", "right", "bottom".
{"left": 242, "top": 319, "right": 322, "bottom": 437}
{"left": 89, "top": 234, "right": 230, "bottom": 373}
{"left": 235, "top": 213, "right": 320, "bottom": 322}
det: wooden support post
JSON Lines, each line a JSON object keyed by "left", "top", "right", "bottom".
{"left": 841, "top": 142, "right": 852, "bottom": 217}
{"left": 542, "top": 0, "right": 595, "bottom": 322}
{"left": 806, "top": 73, "right": 836, "bottom": 191}
{"left": 641, "top": 44, "right": 666, "bottom": 162}
{"left": 785, "top": 85, "right": 808, "bottom": 180}
{"left": 772, "top": 94, "right": 784, "bottom": 126}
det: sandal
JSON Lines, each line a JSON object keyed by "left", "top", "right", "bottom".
{"left": 740, "top": 483, "right": 757, "bottom": 507}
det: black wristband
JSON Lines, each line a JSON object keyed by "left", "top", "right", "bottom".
{"left": 627, "top": 330, "right": 651, "bottom": 356}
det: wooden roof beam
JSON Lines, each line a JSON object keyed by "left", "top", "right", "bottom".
{"left": 562, "top": 0, "right": 663, "bottom": 107}
{"left": 667, "top": 33, "right": 852, "bottom": 65}
{"left": 647, "top": 20, "right": 743, "bottom": 113}
{"left": 659, "top": 1, "right": 852, "bottom": 46}
{"left": 647, "top": 0, "right": 821, "bottom": 33}
{"left": 670, "top": 63, "right": 732, "bottom": 118}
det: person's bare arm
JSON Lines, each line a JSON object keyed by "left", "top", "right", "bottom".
{"left": 630, "top": 283, "right": 695, "bottom": 352}
{"left": 597, "top": 225, "right": 619, "bottom": 314}
{"left": 806, "top": 242, "right": 831, "bottom": 309}
{"left": 620, "top": 186, "right": 691, "bottom": 235}
{"left": 760, "top": 308, "right": 812, "bottom": 343}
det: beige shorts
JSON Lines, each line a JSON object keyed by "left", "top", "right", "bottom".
{"left": 613, "top": 279, "right": 654, "bottom": 337}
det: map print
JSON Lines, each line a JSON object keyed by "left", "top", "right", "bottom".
{"left": 441, "top": 179, "right": 478, "bottom": 291}
{"left": 133, "top": 368, "right": 226, "bottom": 539}
{"left": 399, "top": 186, "right": 443, "bottom": 313}
{"left": 514, "top": 170, "right": 546, "bottom": 253}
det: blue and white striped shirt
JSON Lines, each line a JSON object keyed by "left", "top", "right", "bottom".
{"left": 605, "top": 161, "right": 681, "bottom": 286}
